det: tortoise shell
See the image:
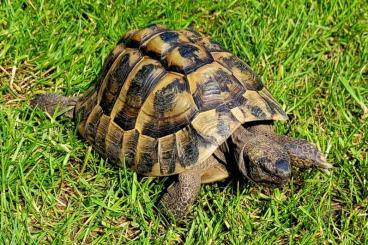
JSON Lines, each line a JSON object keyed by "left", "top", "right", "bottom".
{"left": 75, "top": 24, "right": 287, "bottom": 176}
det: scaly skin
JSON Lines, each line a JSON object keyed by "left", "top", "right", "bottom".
{"left": 30, "top": 94, "right": 78, "bottom": 118}
{"left": 159, "top": 155, "right": 224, "bottom": 221}
{"left": 227, "top": 124, "right": 331, "bottom": 187}
{"left": 246, "top": 123, "right": 331, "bottom": 169}
{"left": 229, "top": 126, "right": 291, "bottom": 186}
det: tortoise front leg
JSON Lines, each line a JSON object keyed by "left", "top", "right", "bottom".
{"left": 159, "top": 155, "right": 222, "bottom": 221}
{"left": 159, "top": 169, "right": 201, "bottom": 221}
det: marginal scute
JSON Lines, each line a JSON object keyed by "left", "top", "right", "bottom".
{"left": 212, "top": 52, "right": 264, "bottom": 91}
{"left": 191, "top": 109, "right": 240, "bottom": 146}
{"left": 84, "top": 105, "right": 103, "bottom": 142}
{"left": 76, "top": 86, "right": 98, "bottom": 134}
{"left": 105, "top": 121, "right": 124, "bottom": 165}
{"left": 158, "top": 134, "right": 179, "bottom": 175}
{"left": 258, "top": 88, "right": 288, "bottom": 120}
{"left": 175, "top": 125, "right": 201, "bottom": 167}
{"left": 135, "top": 135, "right": 158, "bottom": 174}
{"left": 122, "top": 129, "right": 140, "bottom": 168}
{"left": 175, "top": 122, "right": 233, "bottom": 171}
{"left": 231, "top": 90, "right": 287, "bottom": 124}
{"left": 95, "top": 114, "right": 110, "bottom": 154}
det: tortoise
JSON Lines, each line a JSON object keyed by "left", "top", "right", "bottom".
{"left": 31, "top": 24, "right": 332, "bottom": 220}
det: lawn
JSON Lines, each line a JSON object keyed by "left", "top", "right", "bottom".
{"left": 1, "top": 0, "right": 367, "bottom": 244}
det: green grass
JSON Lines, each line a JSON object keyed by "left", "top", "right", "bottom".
{"left": 1, "top": 0, "right": 367, "bottom": 243}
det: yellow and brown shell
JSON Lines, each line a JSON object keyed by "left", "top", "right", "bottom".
{"left": 75, "top": 24, "right": 287, "bottom": 176}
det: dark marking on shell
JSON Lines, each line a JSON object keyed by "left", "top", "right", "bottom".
{"left": 114, "top": 108, "right": 136, "bottom": 130}
{"left": 160, "top": 31, "right": 179, "bottom": 43}
{"left": 178, "top": 44, "right": 199, "bottom": 58}
{"left": 106, "top": 126, "right": 124, "bottom": 165}
{"left": 216, "top": 116, "right": 230, "bottom": 138}
{"left": 215, "top": 103, "right": 231, "bottom": 113}
{"left": 137, "top": 152, "right": 154, "bottom": 173}
{"left": 177, "top": 125, "right": 212, "bottom": 167}
{"left": 250, "top": 105, "right": 267, "bottom": 118}
{"left": 180, "top": 142, "right": 199, "bottom": 166}
{"left": 159, "top": 135, "right": 177, "bottom": 175}
{"left": 215, "top": 109, "right": 239, "bottom": 139}
{"left": 124, "top": 38, "right": 140, "bottom": 49}
{"left": 85, "top": 107, "right": 104, "bottom": 141}
{"left": 153, "top": 78, "right": 188, "bottom": 114}
{"left": 215, "top": 95, "right": 246, "bottom": 113}
{"left": 137, "top": 138, "right": 158, "bottom": 174}
{"left": 166, "top": 43, "right": 214, "bottom": 74}
{"left": 141, "top": 77, "right": 198, "bottom": 138}
{"left": 123, "top": 130, "right": 139, "bottom": 167}
{"left": 141, "top": 109, "right": 199, "bottom": 138}
{"left": 140, "top": 31, "right": 183, "bottom": 60}
{"left": 94, "top": 115, "right": 110, "bottom": 154}
{"left": 128, "top": 64, "right": 157, "bottom": 99}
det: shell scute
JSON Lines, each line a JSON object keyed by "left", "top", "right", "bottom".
{"left": 135, "top": 135, "right": 158, "bottom": 174}
{"left": 136, "top": 72, "right": 198, "bottom": 138}
{"left": 164, "top": 43, "right": 214, "bottom": 74}
{"left": 157, "top": 134, "right": 179, "bottom": 175}
{"left": 122, "top": 129, "right": 140, "bottom": 168}
{"left": 141, "top": 31, "right": 190, "bottom": 59}
{"left": 105, "top": 121, "right": 124, "bottom": 165}
{"left": 122, "top": 24, "right": 167, "bottom": 48}
{"left": 112, "top": 58, "right": 167, "bottom": 131}
{"left": 99, "top": 48, "right": 143, "bottom": 115}
{"left": 187, "top": 62, "right": 245, "bottom": 111}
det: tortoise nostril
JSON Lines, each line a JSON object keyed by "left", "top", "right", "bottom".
{"left": 276, "top": 159, "right": 289, "bottom": 171}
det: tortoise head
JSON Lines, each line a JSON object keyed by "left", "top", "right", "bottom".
{"left": 233, "top": 130, "right": 291, "bottom": 187}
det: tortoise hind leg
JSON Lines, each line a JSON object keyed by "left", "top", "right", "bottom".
{"left": 159, "top": 155, "right": 223, "bottom": 221}
{"left": 31, "top": 94, "right": 78, "bottom": 119}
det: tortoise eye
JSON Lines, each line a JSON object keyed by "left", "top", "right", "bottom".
{"left": 275, "top": 159, "right": 289, "bottom": 171}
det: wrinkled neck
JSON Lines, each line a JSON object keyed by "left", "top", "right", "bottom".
{"left": 229, "top": 126, "right": 253, "bottom": 176}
